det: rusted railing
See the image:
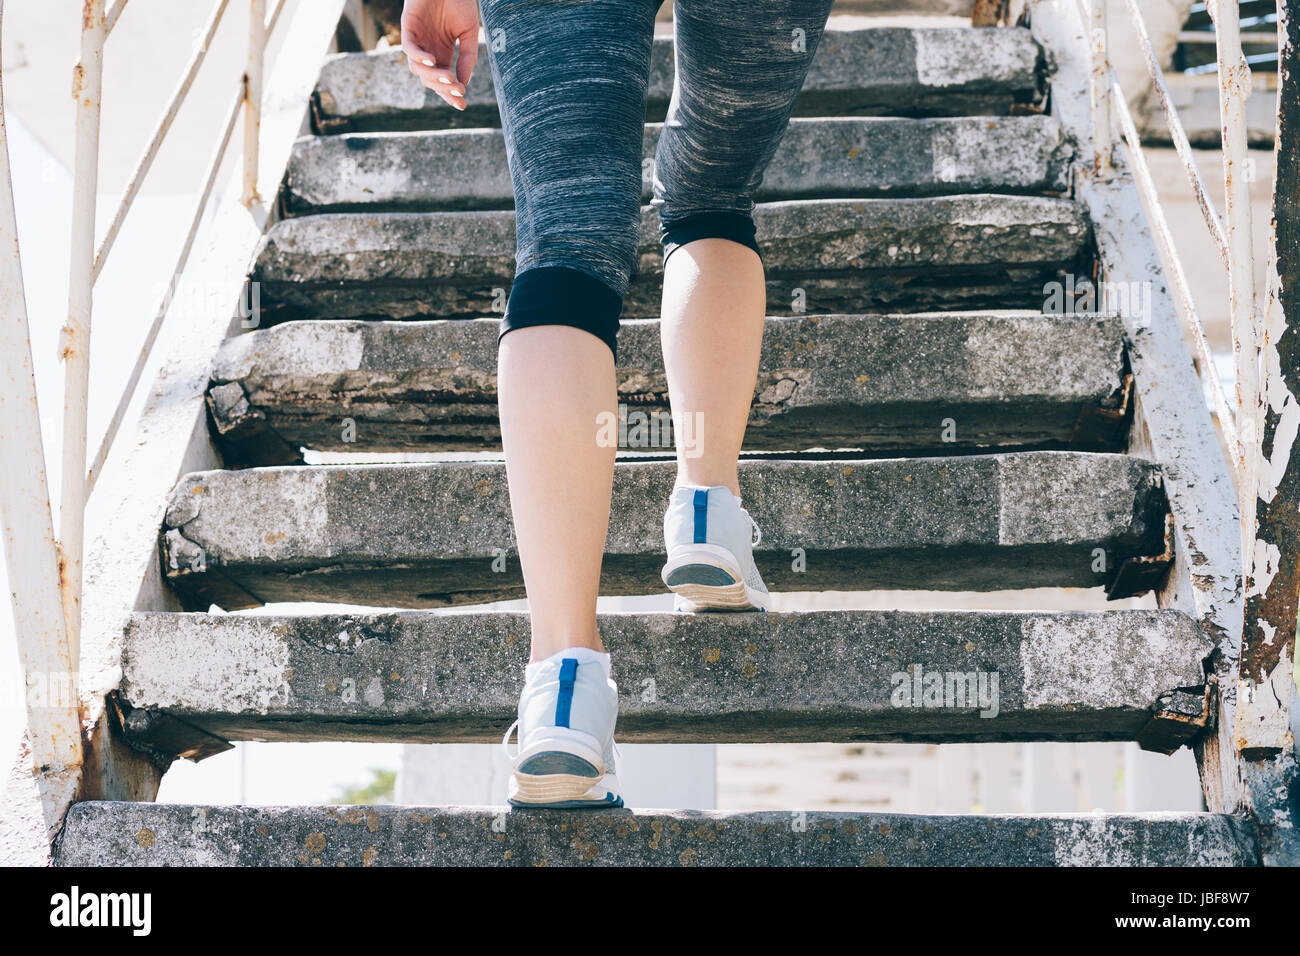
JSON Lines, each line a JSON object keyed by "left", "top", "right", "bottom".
{"left": 1078, "top": 0, "right": 1294, "bottom": 763}
{"left": 0, "top": 0, "right": 285, "bottom": 774}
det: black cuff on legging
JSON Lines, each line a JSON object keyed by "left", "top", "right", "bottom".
{"left": 661, "top": 211, "right": 762, "bottom": 264}
{"left": 498, "top": 265, "right": 623, "bottom": 361}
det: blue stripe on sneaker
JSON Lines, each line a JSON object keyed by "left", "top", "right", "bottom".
{"left": 555, "top": 657, "right": 578, "bottom": 727}
{"left": 693, "top": 488, "right": 708, "bottom": 544}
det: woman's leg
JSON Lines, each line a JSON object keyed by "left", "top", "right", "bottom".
{"left": 657, "top": 0, "right": 835, "bottom": 495}
{"left": 480, "top": 0, "right": 657, "bottom": 663}
{"left": 654, "top": 0, "right": 834, "bottom": 612}
{"left": 498, "top": 327, "right": 615, "bottom": 661}
{"left": 660, "top": 241, "right": 765, "bottom": 497}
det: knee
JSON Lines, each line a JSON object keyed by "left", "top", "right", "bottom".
{"left": 499, "top": 265, "right": 624, "bottom": 361}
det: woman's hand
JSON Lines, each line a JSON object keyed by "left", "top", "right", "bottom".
{"left": 401, "top": 0, "right": 480, "bottom": 111}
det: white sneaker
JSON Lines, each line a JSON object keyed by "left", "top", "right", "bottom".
{"left": 501, "top": 650, "right": 624, "bottom": 808}
{"left": 661, "top": 484, "right": 769, "bottom": 612}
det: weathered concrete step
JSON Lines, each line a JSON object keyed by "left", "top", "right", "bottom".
{"left": 311, "top": 26, "right": 1043, "bottom": 133}
{"left": 250, "top": 196, "right": 1092, "bottom": 322}
{"left": 207, "top": 312, "right": 1129, "bottom": 465}
{"left": 57, "top": 804, "right": 1259, "bottom": 866}
{"left": 284, "top": 116, "right": 1070, "bottom": 215}
{"left": 159, "top": 452, "right": 1168, "bottom": 610}
{"left": 115, "top": 608, "right": 1210, "bottom": 754}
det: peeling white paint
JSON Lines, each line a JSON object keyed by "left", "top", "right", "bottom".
{"left": 1234, "top": 653, "right": 1297, "bottom": 751}
{"left": 1246, "top": 537, "right": 1279, "bottom": 600}
{"left": 1254, "top": 265, "right": 1300, "bottom": 506}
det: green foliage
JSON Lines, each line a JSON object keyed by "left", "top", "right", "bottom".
{"left": 329, "top": 767, "right": 396, "bottom": 805}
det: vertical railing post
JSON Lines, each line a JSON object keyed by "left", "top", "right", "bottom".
{"left": 242, "top": 0, "right": 266, "bottom": 204}
{"left": 0, "top": 0, "right": 84, "bottom": 773}
{"left": 1088, "top": 0, "right": 1113, "bottom": 177}
{"left": 1234, "top": 1, "right": 1298, "bottom": 762}
{"left": 1211, "top": 0, "right": 1261, "bottom": 552}
{"left": 59, "top": 0, "right": 106, "bottom": 674}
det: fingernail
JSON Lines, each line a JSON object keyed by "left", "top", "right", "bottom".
{"left": 449, "top": 88, "right": 464, "bottom": 97}
{"left": 438, "top": 75, "right": 452, "bottom": 83}
{"left": 421, "top": 58, "right": 435, "bottom": 67}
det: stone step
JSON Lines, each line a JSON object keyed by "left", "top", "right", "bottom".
{"left": 311, "top": 26, "right": 1043, "bottom": 133}
{"left": 57, "top": 804, "right": 1259, "bottom": 866}
{"left": 250, "top": 196, "right": 1091, "bottom": 323}
{"left": 283, "top": 116, "right": 1070, "bottom": 215}
{"left": 159, "top": 452, "right": 1169, "bottom": 610}
{"left": 114, "top": 608, "right": 1210, "bottom": 756}
{"left": 206, "top": 312, "right": 1129, "bottom": 465}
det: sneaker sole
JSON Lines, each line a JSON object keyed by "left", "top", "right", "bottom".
{"left": 509, "top": 772, "right": 624, "bottom": 809}
{"left": 509, "top": 733, "right": 621, "bottom": 808}
{"left": 662, "top": 546, "right": 768, "bottom": 612}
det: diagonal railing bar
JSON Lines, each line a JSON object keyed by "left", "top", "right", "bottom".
{"left": 105, "top": 0, "right": 127, "bottom": 36}
{"left": 1119, "top": 0, "right": 1231, "bottom": 266}
{"left": 91, "top": 0, "right": 231, "bottom": 281}
{"left": 1108, "top": 70, "right": 1239, "bottom": 475}
{"left": 86, "top": 88, "right": 243, "bottom": 493}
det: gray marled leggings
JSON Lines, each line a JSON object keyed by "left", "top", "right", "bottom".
{"left": 481, "top": 0, "right": 835, "bottom": 358}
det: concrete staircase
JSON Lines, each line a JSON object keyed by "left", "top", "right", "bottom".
{"left": 54, "top": 20, "right": 1260, "bottom": 865}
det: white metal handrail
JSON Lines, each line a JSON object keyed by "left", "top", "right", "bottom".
{"left": 1107, "top": 70, "right": 1238, "bottom": 456}
{"left": 1077, "top": 0, "right": 1293, "bottom": 761}
{"left": 0, "top": 2, "right": 83, "bottom": 775}
{"left": 0, "top": 0, "right": 289, "bottom": 773}
{"left": 1082, "top": 0, "right": 1257, "bottom": 471}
